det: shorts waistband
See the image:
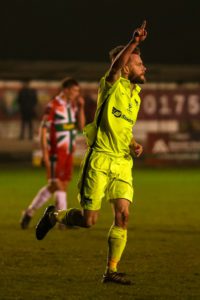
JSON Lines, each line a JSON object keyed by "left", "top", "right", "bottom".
{"left": 90, "top": 148, "right": 131, "bottom": 159}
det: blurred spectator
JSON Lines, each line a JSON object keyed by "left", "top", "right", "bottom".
{"left": 17, "top": 80, "right": 38, "bottom": 140}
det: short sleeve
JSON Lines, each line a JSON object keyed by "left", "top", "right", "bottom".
{"left": 98, "top": 72, "right": 121, "bottom": 101}
{"left": 41, "top": 102, "right": 54, "bottom": 128}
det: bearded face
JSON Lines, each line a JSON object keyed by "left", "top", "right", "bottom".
{"left": 127, "top": 53, "right": 146, "bottom": 84}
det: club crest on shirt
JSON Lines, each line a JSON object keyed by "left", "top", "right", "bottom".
{"left": 127, "top": 103, "right": 133, "bottom": 112}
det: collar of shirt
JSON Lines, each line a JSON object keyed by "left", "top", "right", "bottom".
{"left": 55, "top": 95, "right": 72, "bottom": 107}
{"left": 120, "top": 77, "right": 141, "bottom": 95}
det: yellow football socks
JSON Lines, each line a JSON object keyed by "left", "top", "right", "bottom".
{"left": 106, "top": 225, "right": 127, "bottom": 273}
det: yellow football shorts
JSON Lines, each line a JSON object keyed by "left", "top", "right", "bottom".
{"left": 78, "top": 149, "right": 134, "bottom": 210}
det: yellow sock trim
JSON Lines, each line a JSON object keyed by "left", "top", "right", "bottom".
{"left": 54, "top": 210, "right": 67, "bottom": 223}
{"left": 107, "top": 259, "right": 118, "bottom": 273}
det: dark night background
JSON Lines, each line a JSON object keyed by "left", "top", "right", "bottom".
{"left": 0, "top": 0, "right": 200, "bottom": 65}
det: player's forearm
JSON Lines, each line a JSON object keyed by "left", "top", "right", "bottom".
{"left": 111, "top": 39, "right": 139, "bottom": 72}
{"left": 130, "top": 135, "right": 137, "bottom": 147}
{"left": 77, "top": 107, "right": 85, "bottom": 131}
{"left": 40, "top": 127, "right": 50, "bottom": 167}
{"left": 130, "top": 135, "right": 143, "bottom": 157}
{"left": 40, "top": 127, "right": 48, "bottom": 154}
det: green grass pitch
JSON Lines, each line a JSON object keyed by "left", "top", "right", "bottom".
{"left": 0, "top": 164, "right": 200, "bottom": 299}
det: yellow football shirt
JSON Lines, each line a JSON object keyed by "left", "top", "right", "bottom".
{"left": 84, "top": 74, "right": 141, "bottom": 156}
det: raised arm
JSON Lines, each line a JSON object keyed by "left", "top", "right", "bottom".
{"left": 106, "top": 20, "right": 147, "bottom": 84}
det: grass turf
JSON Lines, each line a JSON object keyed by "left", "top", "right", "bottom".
{"left": 0, "top": 164, "right": 200, "bottom": 299}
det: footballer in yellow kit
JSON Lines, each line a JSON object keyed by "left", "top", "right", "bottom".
{"left": 36, "top": 21, "right": 147, "bottom": 286}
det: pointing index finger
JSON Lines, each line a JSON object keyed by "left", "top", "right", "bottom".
{"left": 141, "top": 20, "right": 146, "bottom": 29}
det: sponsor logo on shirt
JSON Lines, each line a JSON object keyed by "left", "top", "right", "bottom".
{"left": 112, "top": 107, "right": 122, "bottom": 117}
{"left": 112, "top": 107, "right": 133, "bottom": 125}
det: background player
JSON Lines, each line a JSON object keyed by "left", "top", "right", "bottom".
{"left": 20, "top": 78, "right": 85, "bottom": 229}
{"left": 36, "top": 21, "right": 147, "bottom": 285}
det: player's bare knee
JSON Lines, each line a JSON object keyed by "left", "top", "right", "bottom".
{"left": 122, "top": 210, "right": 129, "bottom": 227}
{"left": 82, "top": 210, "right": 98, "bottom": 228}
{"left": 123, "top": 210, "right": 129, "bottom": 222}
{"left": 115, "top": 210, "right": 129, "bottom": 228}
{"left": 83, "top": 219, "right": 93, "bottom": 228}
{"left": 47, "top": 182, "right": 57, "bottom": 193}
{"left": 83, "top": 215, "right": 98, "bottom": 228}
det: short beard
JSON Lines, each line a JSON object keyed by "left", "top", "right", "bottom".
{"left": 129, "top": 75, "right": 146, "bottom": 84}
